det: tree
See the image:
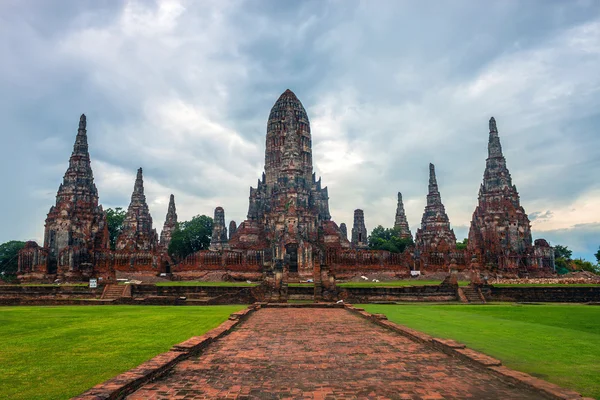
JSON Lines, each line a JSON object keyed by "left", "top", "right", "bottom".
{"left": 554, "top": 245, "right": 572, "bottom": 261}
{"left": 572, "top": 259, "right": 600, "bottom": 275}
{"left": 368, "top": 226, "right": 413, "bottom": 253}
{"left": 553, "top": 244, "right": 573, "bottom": 275}
{"left": 0, "top": 240, "right": 26, "bottom": 281}
{"left": 168, "top": 215, "right": 213, "bottom": 261}
{"left": 106, "top": 207, "right": 126, "bottom": 250}
{"left": 595, "top": 247, "right": 600, "bottom": 265}
{"left": 456, "top": 238, "right": 468, "bottom": 250}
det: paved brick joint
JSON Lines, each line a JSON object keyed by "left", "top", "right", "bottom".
{"left": 128, "top": 309, "right": 545, "bottom": 399}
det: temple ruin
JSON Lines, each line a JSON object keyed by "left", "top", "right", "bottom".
{"left": 18, "top": 92, "right": 555, "bottom": 282}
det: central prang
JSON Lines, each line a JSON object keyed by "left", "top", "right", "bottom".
{"left": 227, "top": 89, "right": 349, "bottom": 277}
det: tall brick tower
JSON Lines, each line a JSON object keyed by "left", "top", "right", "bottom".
{"left": 116, "top": 168, "right": 158, "bottom": 251}
{"left": 415, "top": 163, "right": 457, "bottom": 258}
{"left": 229, "top": 89, "right": 348, "bottom": 276}
{"left": 43, "top": 114, "right": 109, "bottom": 274}
{"left": 468, "top": 117, "right": 533, "bottom": 267}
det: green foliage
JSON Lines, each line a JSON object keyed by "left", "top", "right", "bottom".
{"left": 456, "top": 238, "right": 468, "bottom": 250}
{"left": 554, "top": 244, "right": 573, "bottom": 260}
{"left": 168, "top": 215, "right": 213, "bottom": 261}
{"left": 595, "top": 247, "right": 600, "bottom": 264}
{"left": 0, "top": 305, "right": 244, "bottom": 400}
{"left": 553, "top": 244, "right": 573, "bottom": 275}
{"left": 105, "top": 207, "right": 126, "bottom": 250}
{"left": 555, "top": 257, "right": 571, "bottom": 275}
{"left": 367, "top": 225, "right": 413, "bottom": 253}
{"left": 0, "top": 240, "right": 26, "bottom": 280}
{"left": 571, "top": 259, "right": 600, "bottom": 275}
{"left": 363, "top": 304, "right": 600, "bottom": 399}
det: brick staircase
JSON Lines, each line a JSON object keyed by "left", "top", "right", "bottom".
{"left": 460, "top": 286, "right": 486, "bottom": 304}
{"left": 101, "top": 284, "right": 128, "bottom": 300}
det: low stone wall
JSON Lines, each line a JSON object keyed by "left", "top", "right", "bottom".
{"left": 484, "top": 285, "right": 600, "bottom": 303}
{"left": 343, "top": 286, "right": 456, "bottom": 303}
{"left": 0, "top": 285, "right": 101, "bottom": 299}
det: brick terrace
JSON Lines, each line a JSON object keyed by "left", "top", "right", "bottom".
{"left": 128, "top": 308, "right": 545, "bottom": 399}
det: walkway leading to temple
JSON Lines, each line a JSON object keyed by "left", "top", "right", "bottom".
{"left": 127, "top": 308, "right": 544, "bottom": 399}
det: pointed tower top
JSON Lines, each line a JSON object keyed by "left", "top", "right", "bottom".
{"left": 428, "top": 163, "right": 438, "bottom": 192}
{"left": 133, "top": 168, "right": 144, "bottom": 197}
{"left": 397, "top": 192, "right": 403, "bottom": 202}
{"left": 79, "top": 114, "right": 86, "bottom": 130}
{"left": 489, "top": 117, "right": 497, "bottom": 133}
{"left": 487, "top": 117, "right": 504, "bottom": 158}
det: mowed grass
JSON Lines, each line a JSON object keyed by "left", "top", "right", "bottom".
{"left": 0, "top": 305, "right": 245, "bottom": 400}
{"left": 362, "top": 303, "right": 600, "bottom": 399}
{"left": 155, "top": 281, "right": 258, "bottom": 286}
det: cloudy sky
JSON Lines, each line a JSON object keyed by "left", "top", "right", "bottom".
{"left": 1, "top": 0, "right": 599, "bottom": 260}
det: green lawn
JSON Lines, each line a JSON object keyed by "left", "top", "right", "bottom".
{"left": 492, "top": 283, "right": 599, "bottom": 287}
{"left": 338, "top": 280, "right": 469, "bottom": 287}
{"left": 362, "top": 303, "right": 600, "bottom": 399}
{"left": 155, "top": 281, "right": 258, "bottom": 286}
{"left": 0, "top": 305, "right": 244, "bottom": 400}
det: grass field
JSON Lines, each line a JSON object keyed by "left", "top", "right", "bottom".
{"left": 155, "top": 281, "right": 258, "bottom": 286}
{"left": 362, "top": 303, "right": 600, "bottom": 399}
{"left": 0, "top": 305, "right": 244, "bottom": 400}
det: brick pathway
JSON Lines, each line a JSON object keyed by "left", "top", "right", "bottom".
{"left": 128, "top": 308, "right": 545, "bottom": 399}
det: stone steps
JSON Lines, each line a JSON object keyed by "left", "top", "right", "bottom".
{"left": 461, "top": 287, "right": 485, "bottom": 304}
{"left": 101, "top": 284, "right": 126, "bottom": 300}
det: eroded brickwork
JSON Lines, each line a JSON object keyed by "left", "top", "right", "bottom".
{"left": 394, "top": 192, "right": 412, "bottom": 239}
{"left": 351, "top": 209, "right": 368, "bottom": 249}
{"left": 19, "top": 115, "right": 109, "bottom": 280}
{"left": 116, "top": 168, "right": 158, "bottom": 252}
{"left": 468, "top": 118, "right": 553, "bottom": 271}
{"left": 415, "top": 163, "right": 457, "bottom": 269}
{"left": 159, "top": 194, "right": 177, "bottom": 252}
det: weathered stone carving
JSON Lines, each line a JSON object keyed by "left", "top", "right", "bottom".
{"left": 115, "top": 168, "right": 158, "bottom": 251}
{"left": 159, "top": 194, "right": 177, "bottom": 252}
{"left": 351, "top": 209, "right": 368, "bottom": 249}
{"left": 393, "top": 192, "right": 412, "bottom": 239}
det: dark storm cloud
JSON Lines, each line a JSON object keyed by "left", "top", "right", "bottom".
{"left": 0, "top": 0, "right": 599, "bottom": 260}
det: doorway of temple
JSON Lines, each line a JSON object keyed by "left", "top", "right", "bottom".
{"left": 285, "top": 244, "right": 299, "bottom": 273}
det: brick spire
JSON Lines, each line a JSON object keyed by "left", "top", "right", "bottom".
{"left": 468, "top": 117, "right": 533, "bottom": 262}
{"left": 116, "top": 168, "right": 158, "bottom": 251}
{"left": 393, "top": 192, "right": 411, "bottom": 239}
{"left": 43, "top": 114, "right": 109, "bottom": 269}
{"left": 415, "top": 163, "right": 456, "bottom": 253}
{"left": 159, "top": 194, "right": 177, "bottom": 250}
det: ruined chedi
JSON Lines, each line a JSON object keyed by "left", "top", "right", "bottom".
{"left": 116, "top": 168, "right": 159, "bottom": 251}
{"left": 228, "top": 89, "right": 348, "bottom": 275}
{"left": 393, "top": 192, "right": 412, "bottom": 239}
{"left": 351, "top": 209, "right": 368, "bottom": 249}
{"left": 42, "top": 114, "right": 109, "bottom": 273}
{"left": 468, "top": 117, "right": 533, "bottom": 266}
{"left": 415, "top": 163, "right": 457, "bottom": 255}
{"left": 210, "top": 207, "right": 229, "bottom": 251}
{"left": 159, "top": 194, "right": 177, "bottom": 252}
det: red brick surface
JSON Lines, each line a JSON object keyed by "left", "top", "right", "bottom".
{"left": 128, "top": 308, "right": 546, "bottom": 399}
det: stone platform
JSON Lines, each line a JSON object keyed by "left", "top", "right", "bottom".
{"left": 124, "top": 307, "right": 553, "bottom": 399}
